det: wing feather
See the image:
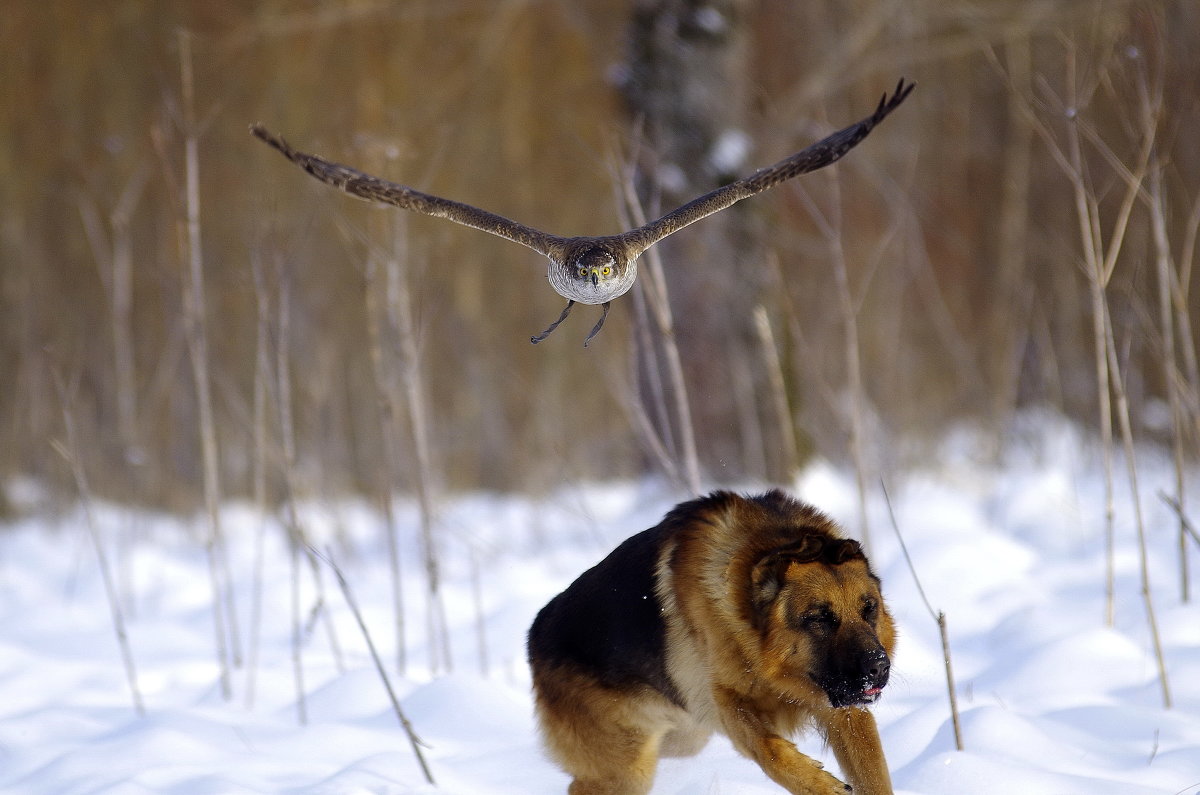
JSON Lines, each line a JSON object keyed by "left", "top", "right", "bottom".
{"left": 250, "top": 125, "right": 567, "bottom": 260}
{"left": 622, "top": 78, "right": 915, "bottom": 257}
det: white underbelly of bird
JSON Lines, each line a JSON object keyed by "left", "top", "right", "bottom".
{"left": 547, "top": 257, "right": 638, "bottom": 305}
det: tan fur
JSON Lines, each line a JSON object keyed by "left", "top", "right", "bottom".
{"left": 529, "top": 491, "right": 896, "bottom": 794}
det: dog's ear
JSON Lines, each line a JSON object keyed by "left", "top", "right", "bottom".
{"left": 751, "top": 534, "right": 824, "bottom": 616}
{"left": 826, "top": 538, "right": 865, "bottom": 565}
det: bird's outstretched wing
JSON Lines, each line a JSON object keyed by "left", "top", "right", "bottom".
{"left": 250, "top": 125, "right": 568, "bottom": 260}
{"left": 622, "top": 78, "right": 915, "bottom": 257}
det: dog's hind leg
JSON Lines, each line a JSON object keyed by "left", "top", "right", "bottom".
{"left": 564, "top": 728, "right": 661, "bottom": 795}
{"left": 532, "top": 667, "right": 667, "bottom": 795}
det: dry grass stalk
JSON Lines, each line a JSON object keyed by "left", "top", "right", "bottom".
{"left": 617, "top": 160, "right": 702, "bottom": 494}
{"left": 793, "top": 168, "right": 872, "bottom": 551}
{"left": 274, "top": 265, "right": 346, "bottom": 685}
{"left": 1017, "top": 39, "right": 1171, "bottom": 706}
{"left": 1148, "top": 159, "right": 1189, "bottom": 605}
{"left": 52, "top": 372, "right": 145, "bottom": 717}
{"left": 75, "top": 162, "right": 150, "bottom": 463}
{"left": 361, "top": 239, "right": 409, "bottom": 676}
{"left": 289, "top": 541, "right": 307, "bottom": 725}
{"left": 244, "top": 250, "right": 273, "bottom": 708}
{"left": 317, "top": 546, "right": 436, "bottom": 786}
{"left": 989, "top": 33, "right": 1034, "bottom": 435}
{"left": 1172, "top": 195, "right": 1200, "bottom": 436}
{"left": 170, "top": 29, "right": 237, "bottom": 697}
{"left": 630, "top": 281, "right": 679, "bottom": 467}
{"left": 997, "top": 42, "right": 1124, "bottom": 628}
{"left": 1160, "top": 492, "right": 1200, "bottom": 550}
{"left": 753, "top": 305, "right": 800, "bottom": 477}
{"left": 384, "top": 215, "right": 452, "bottom": 674}
{"left": 1103, "top": 307, "right": 1172, "bottom": 708}
{"left": 882, "top": 481, "right": 962, "bottom": 751}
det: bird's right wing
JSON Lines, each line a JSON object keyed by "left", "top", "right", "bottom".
{"left": 251, "top": 125, "right": 567, "bottom": 260}
{"left": 622, "top": 78, "right": 915, "bottom": 258}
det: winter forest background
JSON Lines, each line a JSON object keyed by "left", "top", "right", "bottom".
{"left": 5, "top": 0, "right": 1199, "bottom": 510}
{"left": 3, "top": 1, "right": 1200, "bottom": 793}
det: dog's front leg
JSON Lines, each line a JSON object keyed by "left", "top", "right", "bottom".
{"left": 818, "top": 706, "right": 893, "bottom": 795}
{"left": 714, "top": 688, "right": 850, "bottom": 795}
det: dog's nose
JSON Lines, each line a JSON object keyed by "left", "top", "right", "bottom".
{"left": 862, "top": 647, "right": 890, "bottom": 684}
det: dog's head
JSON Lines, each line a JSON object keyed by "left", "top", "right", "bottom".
{"left": 751, "top": 534, "right": 895, "bottom": 709}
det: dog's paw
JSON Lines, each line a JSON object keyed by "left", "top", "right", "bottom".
{"left": 805, "top": 756, "right": 852, "bottom": 794}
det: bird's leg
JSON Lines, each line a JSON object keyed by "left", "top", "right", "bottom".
{"left": 582, "top": 301, "right": 611, "bottom": 348}
{"left": 531, "top": 300, "right": 575, "bottom": 344}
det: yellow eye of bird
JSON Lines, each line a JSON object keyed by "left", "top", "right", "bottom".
{"left": 578, "top": 266, "right": 588, "bottom": 277}
{"left": 601, "top": 266, "right": 612, "bottom": 276}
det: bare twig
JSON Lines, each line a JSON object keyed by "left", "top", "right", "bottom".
{"left": 1159, "top": 492, "right": 1200, "bottom": 549}
{"left": 794, "top": 166, "right": 872, "bottom": 551}
{"left": 881, "top": 480, "right": 962, "bottom": 751}
{"left": 244, "top": 250, "right": 273, "bottom": 709}
{"left": 317, "top": 546, "right": 436, "bottom": 786}
{"left": 175, "top": 28, "right": 237, "bottom": 696}
{"left": 1103, "top": 307, "right": 1172, "bottom": 708}
{"left": 52, "top": 371, "right": 145, "bottom": 717}
{"left": 618, "top": 158, "right": 702, "bottom": 494}
{"left": 384, "top": 214, "right": 451, "bottom": 674}
{"left": 361, "top": 234, "right": 409, "bottom": 676}
{"left": 753, "top": 305, "right": 800, "bottom": 477}
{"left": 274, "top": 264, "right": 345, "bottom": 682}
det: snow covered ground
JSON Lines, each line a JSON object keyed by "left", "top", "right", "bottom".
{"left": 2, "top": 417, "right": 1199, "bottom": 794}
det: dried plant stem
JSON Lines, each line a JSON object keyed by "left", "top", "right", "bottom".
{"left": 362, "top": 247, "right": 409, "bottom": 676}
{"left": 1036, "top": 43, "right": 1170, "bottom": 707}
{"left": 318, "top": 547, "right": 435, "bottom": 786}
{"left": 1171, "top": 194, "right": 1200, "bottom": 430}
{"left": 52, "top": 373, "right": 145, "bottom": 716}
{"left": 244, "top": 251, "right": 273, "bottom": 708}
{"left": 388, "top": 221, "right": 451, "bottom": 674}
{"left": 176, "top": 29, "right": 237, "bottom": 696}
{"left": 275, "top": 268, "right": 344, "bottom": 674}
{"left": 1103, "top": 308, "right": 1172, "bottom": 709}
{"left": 75, "top": 162, "right": 149, "bottom": 462}
{"left": 881, "top": 481, "right": 961, "bottom": 751}
{"left": 631, "top": 284, "right": 678, "bottom": 467}
{"left": 1160, "top": 492, "right": 1200, "bottom": 550}
{"left": 610, "top": 327, "right": 684, "bottom": 487}
{"left": 796, "top": 171, "right": 872, "bottom": 551}
{"left": 1148, "top": 165, "right": 1189, "bottom": 605}
{"left": 290, "top": 540, "right": 307, "bottom": 725}
{"left": 990, "top": 34, "right": 1033, "bottom": 433}
{"left": 1124, "top": 43, "right": 1191, "bottom": 606}
{"left": 618, "top": 166, "right": 701, "bottom": 494}
{"left": 753, "top": 306, "right": 800, "bottom": 477}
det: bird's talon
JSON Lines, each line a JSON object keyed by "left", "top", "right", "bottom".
{"left": 582, "top": 302, "right": 611, "bottom": 347}
{"left": 531, "top": 300, "right": 575, "bottom": 345}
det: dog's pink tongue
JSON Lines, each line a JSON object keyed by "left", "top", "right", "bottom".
{"left": 864, "top": 687, "right": 882, "bottom": 696}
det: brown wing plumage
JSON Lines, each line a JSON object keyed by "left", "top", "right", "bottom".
{"left": 621, "top": 78, "right": 915, "bottom": 258}
{"left": 249, "top": 125, "right": 568, "bottom": 261}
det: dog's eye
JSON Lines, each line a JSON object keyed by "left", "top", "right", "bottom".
{"left": 802, "top": 608, "right": 838, "bottom": 633}
{"left": 862, "top": 598, "right": 878, "bottom": 622}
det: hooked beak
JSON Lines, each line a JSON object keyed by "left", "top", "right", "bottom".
{"left": 590, "top": 269, "right": 599, "bottom": 287}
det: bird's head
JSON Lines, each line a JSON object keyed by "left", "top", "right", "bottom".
{"left": 574, "top": 249, "right": 618, "bottom": 288}
{"left": 547, "top": 241, "right": 637, "bottom": 306}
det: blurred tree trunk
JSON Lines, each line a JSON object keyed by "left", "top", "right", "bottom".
{"left": 621, "top": 0, "right": 774, "bottom": 482}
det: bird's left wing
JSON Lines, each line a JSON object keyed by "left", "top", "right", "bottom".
{"left": 622, "top": 78, "right": 915, "bottom": 258}
{"left": 251, "top": 125, "right": 567, "bottom": 261}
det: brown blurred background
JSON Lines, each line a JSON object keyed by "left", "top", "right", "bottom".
{"left": 3, "top": 0, "right": 1199, "bottom": 513}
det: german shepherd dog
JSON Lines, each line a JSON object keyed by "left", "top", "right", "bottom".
{"left": 528, "top": 490, "right": 895, "bottom": 794}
